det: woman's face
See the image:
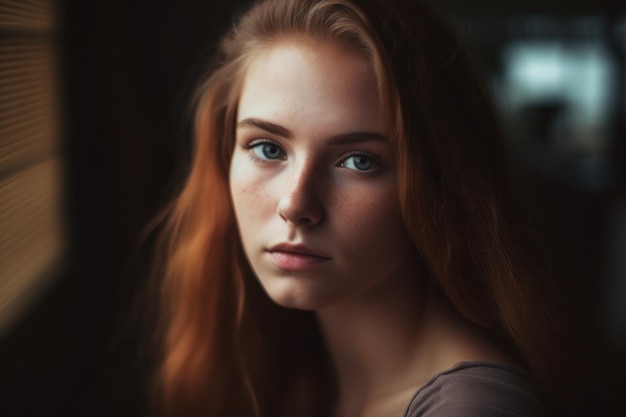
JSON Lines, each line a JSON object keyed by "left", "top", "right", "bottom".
{"left": 230, "top": 40, "right": 415, "bottom": 310}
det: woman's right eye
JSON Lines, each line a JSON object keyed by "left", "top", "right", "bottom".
{"left": 248, "top": 141, "right": 287, "bottom": 161}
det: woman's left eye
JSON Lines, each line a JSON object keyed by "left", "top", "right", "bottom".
{"left": 339, "top": 153, "right": 379, "bottom": 171}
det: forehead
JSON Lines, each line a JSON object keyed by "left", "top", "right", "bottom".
{"left": 237, "top": 40, "right": 386, "bottom": 136}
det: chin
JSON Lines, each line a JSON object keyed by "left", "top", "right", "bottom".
{"left": 263, "top": 283, "right": 338, "bottom": 311}
{"left": 268, "top": 292, "right": 328, "bottom": 311}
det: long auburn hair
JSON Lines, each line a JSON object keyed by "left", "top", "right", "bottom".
{"left": 155, "top": 0, "right": 564, "bottom": 416}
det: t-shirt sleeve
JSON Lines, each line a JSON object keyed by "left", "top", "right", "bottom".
{"left": 404, "top": 363, "right": 551, "bottom": 417}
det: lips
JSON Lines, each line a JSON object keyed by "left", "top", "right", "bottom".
{"left": 265, "top": 243, "right": 331, "bottom": 270}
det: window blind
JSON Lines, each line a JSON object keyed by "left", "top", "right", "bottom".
{"left": 0, "top": 0, "right": 63, "bottom": 336}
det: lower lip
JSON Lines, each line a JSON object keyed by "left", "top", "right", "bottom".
{"left": 266, "top": 251, "right": 330, "bottom": 270}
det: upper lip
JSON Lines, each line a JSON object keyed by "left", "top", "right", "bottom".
{"left": 266, "top": 243, "right": 330, "bottom": 258}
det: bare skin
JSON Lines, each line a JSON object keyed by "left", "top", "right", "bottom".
{"left": 318, "top": 276, "right": 516, "bottom": 417}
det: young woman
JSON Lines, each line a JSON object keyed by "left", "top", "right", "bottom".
{"left": 155, "top": 0, "right": 566, "bottom": 415}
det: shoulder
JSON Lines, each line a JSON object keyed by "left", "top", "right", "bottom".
{"left": 403, "top": 361, "right": 551, "bottom": 417}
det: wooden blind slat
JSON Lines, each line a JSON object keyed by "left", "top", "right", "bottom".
{"left": 0, "top": 104, "right": 57, "bottom": 174}
{"left": 0, "top": 53, "right": 52, "bottom": 67}
{"left": 0, "top": 7, "right": 48, "bottom": 22}
{"left": 0, "top": 110, "right": 54, "bottom": 136}
{"left": 0, "top": 41, "right": 50, "bottom": 51}
{"left": 0, "top": 0, "right": 53, "bottom": 29}
{"left": 0, "top": 77, "right": 53, "bottom": 96}
{"left": 0, "top": 0, "right": 50, "bottom": 13}
{"left": 0, "top": 128, "right": 57, "bottom": 156}
{"left": 0, "top": 132, "right": 57, "bottom": 170}
{"left": 0, "top": 93, "right": 54, "bottom": 116}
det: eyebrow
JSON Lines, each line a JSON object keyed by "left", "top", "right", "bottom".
{"left": 237, "top": 118, "right": 293, "bottom": 138}
{"left": 237, "top": 117, "right": 388, "bottom": 145}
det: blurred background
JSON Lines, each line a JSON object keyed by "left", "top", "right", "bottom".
{"left": 0, "top": 0, "right": 624, "bottom": 416}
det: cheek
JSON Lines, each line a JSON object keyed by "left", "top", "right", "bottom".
{"left": 230, "top": 159, "right": 256, "bottom": 231}
{"left": 229, "top": 158, "right": 275, "bottom": 237}
{"left": 231, "top": 184, "right": 257, "bottom": 228}
{"left": 336, "top": 185, "right": 408, "bottom": 256}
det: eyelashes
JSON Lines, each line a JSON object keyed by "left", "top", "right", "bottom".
{"left": 242, "top": 139, "right": 381, "bottom": 172}
{"left": 244, "top": 140, "right": 287, "bottom": 161}
{"left": 338, "top": 151, "right": 380, "bottom": 171}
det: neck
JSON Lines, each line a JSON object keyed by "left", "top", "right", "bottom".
{"left": 316, "top": 266, "right": 514, "bottom": 417}
{"left": 316, "top": 262, "right": 433, "bottom": 416}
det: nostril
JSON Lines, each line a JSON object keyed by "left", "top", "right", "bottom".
{"left": 298, "top": 217, "right": 313, "bottom": 226}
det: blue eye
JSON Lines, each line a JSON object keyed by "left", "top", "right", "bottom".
{"left": 340, "top": 153, "right": 378, "bottom": 171}
{"left": 250, "top": 142, "right": 286, "bottom": 160}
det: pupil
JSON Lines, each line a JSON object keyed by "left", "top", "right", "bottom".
{"left": 263, "top": 144, "right": 279, "bottom": 158}
{"left": 355, "top": 156, "right": 371, "bottom": 170}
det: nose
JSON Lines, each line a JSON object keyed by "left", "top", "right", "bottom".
{"left": 277, "top": 162, "right": 324, "bottom": 227}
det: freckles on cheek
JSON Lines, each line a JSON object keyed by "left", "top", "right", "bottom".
{"left": 339, "top": 189, "right": 402, "bottom": 243}
{"left": 343, "top": 184, "right": 398, "bottom": 219}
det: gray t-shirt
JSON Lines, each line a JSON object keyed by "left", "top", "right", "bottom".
{"left": 403, "top": 361, "right": 550, "bottom": 417}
